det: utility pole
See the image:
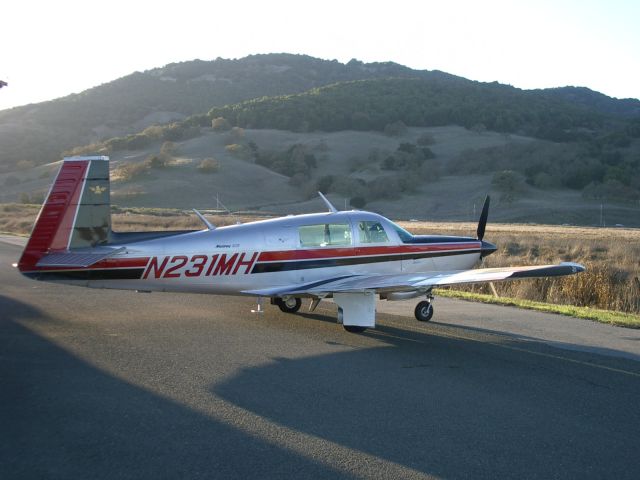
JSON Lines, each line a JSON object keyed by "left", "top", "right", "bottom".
{"left": 600, "top": 203, "right": 604, "bottom": 227}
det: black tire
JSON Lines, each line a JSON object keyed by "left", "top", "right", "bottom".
{"left": 343, "top": 325, "right": 367, "bottom": 333}
{"left": 276, "top": 297, "right": 302, "bottom": 313}
{"left": 415, "top": 301, "right": 434, "bottom": 322}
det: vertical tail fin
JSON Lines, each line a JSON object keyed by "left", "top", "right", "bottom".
{"left": 18, "top": 156, "right": 112, "bottom": 272}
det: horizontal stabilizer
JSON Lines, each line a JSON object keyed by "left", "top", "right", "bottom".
{"left": 36, "top": 247, "right": 126, "bottom": 268}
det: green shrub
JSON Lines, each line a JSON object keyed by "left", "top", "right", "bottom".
{"left": 197, "top": 158, "right": 220, "bottom": 173}
{"left": 416, "top": 132, "right": 436, "bottom": 146}
{"left": 225, "top": 144, "right": 252, "bottom": 160}
{"left": 212, "top": 117, "right": 232, "bottom": 132}
{"left": 384, "top": 120, "right": 408, "bottom": 137}
{"left": 145, "top": 155, "right": 167, "bottom": 169}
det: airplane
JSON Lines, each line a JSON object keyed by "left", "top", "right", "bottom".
{"left": 16, "top": 156, "right": 585, "bottom": 332}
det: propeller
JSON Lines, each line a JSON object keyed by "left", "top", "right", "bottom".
{"left": 476, "top": 195, "right": 490, "bottom": 241}
{"left": 475, "top": 196, "right": 498, "bottom": 298}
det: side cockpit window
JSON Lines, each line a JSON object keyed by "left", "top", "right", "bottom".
{"left": 299, "top": 223, "right": 352, "bottom": 247}
{"left": 358, "top": 221, "right": 389, "bottom": 243}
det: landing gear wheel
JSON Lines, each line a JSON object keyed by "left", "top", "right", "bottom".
{"left": 276, "top": 297, "right": 302, "bottom": 313}
{"left": 343, "top": 325, "right": 367, "bottom": 333}
{"left": 415, "top": 301, "right": 434, "bottom": 322}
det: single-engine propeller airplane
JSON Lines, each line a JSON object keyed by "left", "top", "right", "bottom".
{"left": 17, "top": 156, "right": 584, "bottom": 332}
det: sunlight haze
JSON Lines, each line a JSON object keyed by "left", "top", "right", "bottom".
{"left": 1, "top": 0, "right": 638, "bottom": 110}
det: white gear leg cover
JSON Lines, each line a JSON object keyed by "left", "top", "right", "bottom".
{"left": 334, "top": 292, "right": 376, "bottom": 328}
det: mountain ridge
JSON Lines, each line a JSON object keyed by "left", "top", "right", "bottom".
{"left": 1, "top": 53, "right": 638, "bottom": 172}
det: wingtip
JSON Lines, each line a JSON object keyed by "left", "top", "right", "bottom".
{"left": 561, "top": 262, "right": 586, "bottom": 273}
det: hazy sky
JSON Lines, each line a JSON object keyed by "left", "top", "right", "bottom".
{"left": 1, "top": 0, "right": 638, "bottom": 110}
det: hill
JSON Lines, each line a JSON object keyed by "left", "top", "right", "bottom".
{"left": 539, "top": 86, "right": 640, "bottom": 117}
{"left": 204, "top": 77, "right": 610, "bottom": 140}
{"left": 2, "top": 53, "right": 639, "bottom": 226}
{"left": 1, "top": 53, "right": 638, "bottom": 173}
{"left": 2, "top": 126, "right": 639, "bottom": 227}
{"left": 0, "top": 54, "right": 451, "bottom": 171}
{"left": 60, "top": 74, "right": 640, "bottom": 208}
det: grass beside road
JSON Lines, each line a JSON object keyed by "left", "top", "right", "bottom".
{"left": 437, "top": 289, "right": 640, "bottom": 328}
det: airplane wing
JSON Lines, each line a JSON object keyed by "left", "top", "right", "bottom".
{"left": 243, "top": 262, "right": 585, "bottom": 297}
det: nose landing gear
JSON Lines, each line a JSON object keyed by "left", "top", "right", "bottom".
{"left": 414, "top": 293, "right": 434, "bottom": 322}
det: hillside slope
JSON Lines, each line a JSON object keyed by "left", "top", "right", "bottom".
{"left": 3, "top": 126, "right": 638, "bottom": 226}
{"left": 0, "top": 54, "right": 448, "bottom": 170}
{"left": 205, "top": 77, "right": 609, "bottom": 140}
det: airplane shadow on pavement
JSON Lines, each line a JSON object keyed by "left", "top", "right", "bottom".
{"left": 214, "top": 310, "right": 640, "bottom": 480}
{"left": 3, "top": 285, "right": 640, "bottom": 480}
{"left": 0, "top": 295, "right": 351, "bottom": 480}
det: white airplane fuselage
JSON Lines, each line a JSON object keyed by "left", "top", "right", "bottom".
{"left": 26, "top": 211, "right": 484, "bottom": 296}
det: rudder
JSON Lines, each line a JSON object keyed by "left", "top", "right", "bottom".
{"left": 18, "top": 156, "right": 112, "bottom": 272}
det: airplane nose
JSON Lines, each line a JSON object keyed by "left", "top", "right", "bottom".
{"left": 480, "top": 240, "right": 497, "bottom": 258}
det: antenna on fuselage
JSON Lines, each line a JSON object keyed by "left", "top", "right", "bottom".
{"left": 318, "top": 191, "right": 338, "bottom": 213}
{"left": 192, "top": 209, "right": 216, "bottom": 230}
{"left": 212, "top": 193, "right": 242, "bottom": 225}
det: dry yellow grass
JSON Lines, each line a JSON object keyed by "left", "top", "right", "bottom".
{"left": 397, "top": 220, "right": 640, "bottom": 241}
{"left": 397, "top": 221, "right": 640, "bottom": 314}
{"left": 3, "top": 204, "right": 638, "bottom": 313}
{"left": 0, "top": 204, "right": 260, "bottom": 235}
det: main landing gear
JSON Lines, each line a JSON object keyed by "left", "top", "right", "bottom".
{"left": 343, "top": 325, "right": 368, "bottom": 333}
{"left": 337, "top": 307, "right": 368, "bottom": 333}
{"left": 273, "top": 297, "right": 302, "bottom": 314}
{"left": 414, "top": 293, "right": 434, "bottom": 322}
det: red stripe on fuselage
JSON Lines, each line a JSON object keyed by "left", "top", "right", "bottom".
{"left": 93, "top": 257, "right": 149, "bottom": 268}
{"left": 257, "top": 243, "right": 481, "bottom": 262}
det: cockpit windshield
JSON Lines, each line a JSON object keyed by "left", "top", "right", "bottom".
{"left": 389, "top": 221, "right": 414, "bottom": 243}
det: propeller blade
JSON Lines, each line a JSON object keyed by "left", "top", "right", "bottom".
{"left": 476, "top": 195, "right": 490, "bottom": 240}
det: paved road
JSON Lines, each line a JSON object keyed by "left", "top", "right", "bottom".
{"left": 2, "top": 239, "right": 640, "bottom": 479}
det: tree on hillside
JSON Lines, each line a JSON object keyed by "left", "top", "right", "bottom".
{"left": 225, "top": 126, "right": 245, "bottom": 145}
{"left": 384, "top": 120, "right": 408, "bottom": 137}
{"left": 416, "top": 132, "right": 436, "bottom": 145}
{"left": 212, "top": 117, "right": 232, "bottom": 131}
{"left": 492, "top": 170, "right": 524, "bottom": 203}
{"left": 160, "top": 141, "right": 176, "bottom": 157}
{"left": 197, "top": 158, "right": 220, "bottom": 173}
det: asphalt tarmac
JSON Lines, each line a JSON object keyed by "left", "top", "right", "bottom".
{"left": 2, "top": 239, "right": 640, "bottom": 479}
